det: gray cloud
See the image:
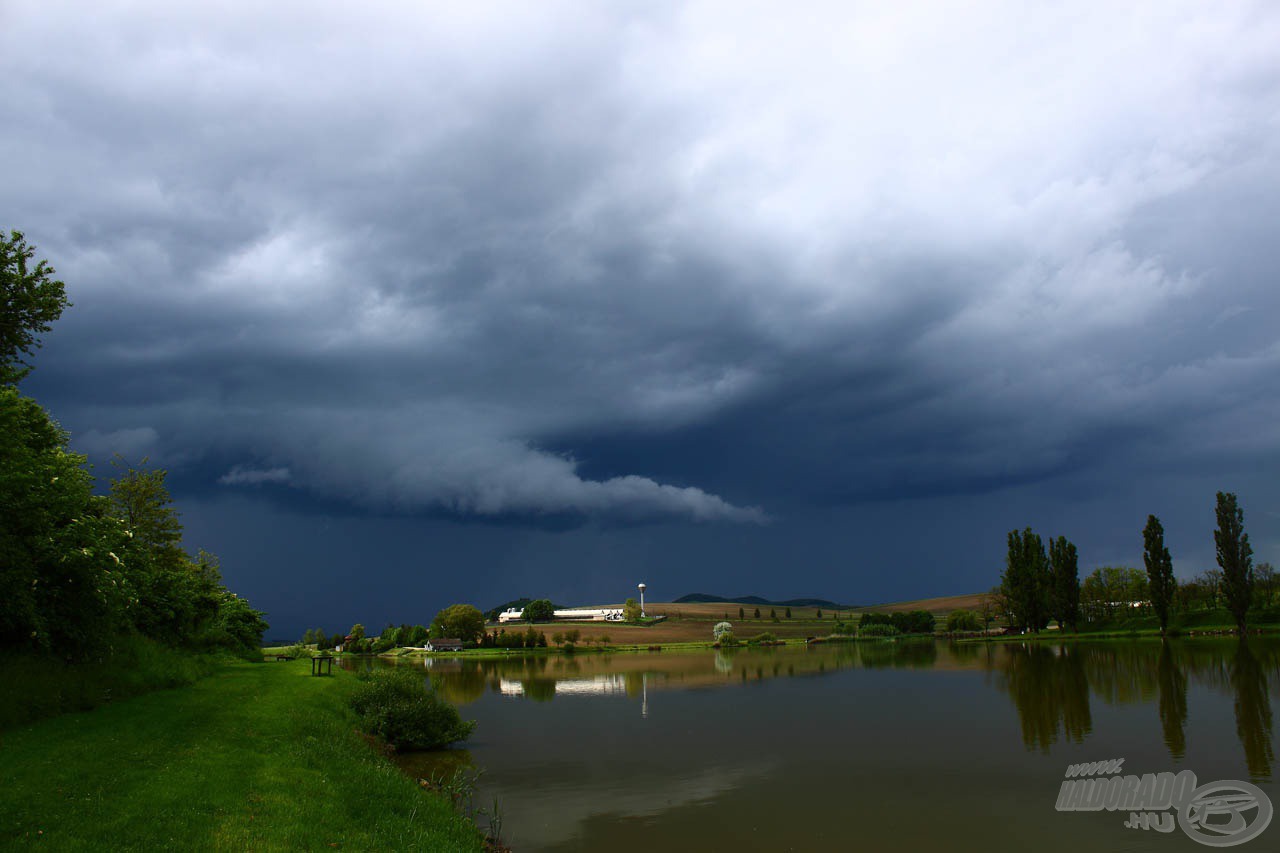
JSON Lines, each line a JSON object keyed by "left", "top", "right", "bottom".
{"left": 218, "top": 465, "right": 291, "bottom": 486}
{"left": 6, "top": 1, "right": 1280, "bottom": 536}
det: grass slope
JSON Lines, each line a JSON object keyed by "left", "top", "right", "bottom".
{"left": 0, "top": 659, "right": 483, "bottom": 851}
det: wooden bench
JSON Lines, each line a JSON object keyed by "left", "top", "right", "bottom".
{"left": 311, "top": 655, "right": 335, "bottom": 676}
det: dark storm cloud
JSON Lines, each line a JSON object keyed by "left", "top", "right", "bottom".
{"left": 4, "top": 1, "right": 1280, "bottom": 566}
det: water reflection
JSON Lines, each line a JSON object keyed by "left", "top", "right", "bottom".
{"left": 350, "top": 637, "right": 1279, "bottom": 779}
{"left": 996, "top": 643, "right": 1092, "bottom": 752}
{"left": 989, "top": 638, "right": 1277, "bottom": 773}
{"left": 1231, "top": 640, "right": 1274, "bottom": 781}
{"left": 1157, "top": 641, "right": 1187, "bottom": 760}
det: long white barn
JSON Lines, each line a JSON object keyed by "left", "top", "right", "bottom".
{"left": 497, "top": 607, "right": 625, "bottom": 623}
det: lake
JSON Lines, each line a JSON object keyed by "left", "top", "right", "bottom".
{"left": 350, "top": 639, "right": 1278, "bottom": 851}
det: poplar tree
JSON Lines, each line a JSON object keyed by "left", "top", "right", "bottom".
{"left": 1143, "top": 515, "right": 1176, "bottom": 634}
{"left": 1002, "top": 528, "right": 1050, "bottom": 632}
{"left": 1215, "top": 492, "right": 1254, "bottom": 635}
{"left": 1048, "top": 536, "right": 1080, "bottom": 631}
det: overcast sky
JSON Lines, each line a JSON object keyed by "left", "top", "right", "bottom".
{"left": 5, "top": 1, "right": 1278, "bottom": 637}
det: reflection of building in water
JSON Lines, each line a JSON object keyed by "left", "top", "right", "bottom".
{"left": 499, "top": 674, "right": 628, "bottom": 697}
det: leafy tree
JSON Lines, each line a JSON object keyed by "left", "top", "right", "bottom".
{"left": 979, "top": 590, "right": 998, "bottom": 631}
{"left": 209, "top": 593, "right": 269, "bottom": 658}
{"left": 1256, "top": 563, "right": 1276, "bottom": 608}
{"left": 0, "top": 388, "right": 127, "bottom": 655}
{"left": 816, "top": 609, "right": 822, "bottom": 619}
{"left": 753, "top": 607, "right": 761, "bottom": 619}
{"left": 1215, "top": 491, "right": 1254, "bottom": 635}
{"left": 946, "top": 610, "right": 982, "bottom": 632}
{"left": 890, "top": 610, "right": 935, "bottom": 634}
{"left": 1, "top": 231, "right": 69, "bottom": 384}
{"left": 551, "top": 631, "right": 564, "bottom": 646}
{"left": 565, "top": 628, "right": 581, "bottom": 645}
{"left": 348, "top": 624, "right": 366, "bottom": 643}
{"left": 713, "top": 621, "right": 733, "bottom": 640}
{"left": 431, "top": 604, "right": 485, "bottom": 643}
{"left": 623, "top": 598, "right": 642, "bottom": 621}
{"left": 108, "top": 456, "right": 185, "bottom": 557}
{"left": 785, "top": 607, "right": 791, "bottom": 618}
{"left": 738, "top": 606, "right": 745, "bottom": 619}
{"left": 1143, "top": 515, "right": 1176, "bottom": 634}
{"left": 1080, "top": 567, "right": 1148, "bottom": 621}
{"left": 522, "top": 599, "right": 555, "bottom": 622}
{"left": 1001, "top": 528, "right": 1050, "bottom": 632}
{"left": 1048, "top": 536, "right": 1080, "bottom": 631}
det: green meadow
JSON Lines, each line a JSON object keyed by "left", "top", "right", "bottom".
{"left": 0, "top": 660, "right": 484, "bottom": 851}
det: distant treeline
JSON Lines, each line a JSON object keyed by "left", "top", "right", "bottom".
{"left": 996, "top": 500, "right": 1275, "bottom": 636}
{"left": 674, "top": 593, "right": 860, "bottom": 609}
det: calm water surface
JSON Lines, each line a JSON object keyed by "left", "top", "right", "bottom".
{"left": 351, "top": 639, "right": 1279, "bottom": 852}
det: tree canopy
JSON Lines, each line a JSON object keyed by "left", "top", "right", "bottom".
{"left": 1215, "top": 491, "right": 1254, "bottom": 635}
{"left": 521, "top": 599, "right": 555, "bottom": 622}
{"left": 1143, "top": 514, "right": 1176, "bottom": 634}
{"left": 0, "top": 231, "right": 267, "bottom": 662}
{"left": 431, "top": 604, "right": 485, "bottom": 643}
{"left": 1, "top": 230, "right": 69, "bottom": 384}
{"left": 1002, "top": 528, "right": 1050, "bottom": 632}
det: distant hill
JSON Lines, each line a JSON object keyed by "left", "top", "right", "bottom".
{"left": 674, "top": 592, "right": 860, "bottom": 609}
{"left": 484, "top": 598, "right": 532, "bottom": 622}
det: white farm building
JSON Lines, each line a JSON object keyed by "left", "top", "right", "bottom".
{"left": 497, "top": 607, "right": 624, "bottom": 623}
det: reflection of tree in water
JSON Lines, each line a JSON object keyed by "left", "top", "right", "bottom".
{"left": 997, "top": 644, "right": 1092, "bottom": 753}
{"left": 431, "top": 668, "right": 488, "bottom": 705}
{"left": 625, "top": 671, "right": 645, "bottom": 698}
{"left": 857, "top": 639, "right": 937, "bottom": 669}
{"left": 1156, "top": 641, "right": 1188, "bottom": 761}
{"left": 523, "top": 678, "right": 557, "bottom": 703}
{"left": 1231, "top": 640, "right": 1274, "bottom": 781}
{"left": 1079, "top": 644, "right": 1158, "bottom": 706}
{"left": 949, "top": 641, "right": 981, "bottom": 665}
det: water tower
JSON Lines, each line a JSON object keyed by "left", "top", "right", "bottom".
{"left": 637, "top": 582, "right": 646, "bottom": 617}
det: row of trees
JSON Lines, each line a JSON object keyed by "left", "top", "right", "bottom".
{"left": 858, "top": 610, "right": 936, "bottom": 634}
{"left": 999, "top": 529, "right": 1081, "bottom": 633}
{"left": 999, "top": 492, "right": 1264, "bottom": 635}
{"left": 1, "top": 231, "right": 268, "bottom": 661}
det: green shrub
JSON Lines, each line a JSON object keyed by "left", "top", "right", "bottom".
{"left": 946, "top": 610, "right": 983, "bottom": 632}
{"left": 350, "top": 668, "right": 475, "bottom": 751}
{"left": 749, "top": 632, "right": 777, "bottom": 644}
{"left": 717, "top": 632, "right": 739, "bottom": 647}
{"left": 858, "top": 623, "right": 900, "bottom": 638}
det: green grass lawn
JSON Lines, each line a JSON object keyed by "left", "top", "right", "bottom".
{"left": 0, "top": 660, "right": 484, "bottom": 851}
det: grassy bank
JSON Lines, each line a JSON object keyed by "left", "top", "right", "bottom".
{"left": 970, "top": 606, "right": 1280, "bottom": 643}
{"left": 0, "top": 637, "right": 226, "bottom": 730}
{"left": 0, "top": 659, "right": 484, "bottom": 851}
